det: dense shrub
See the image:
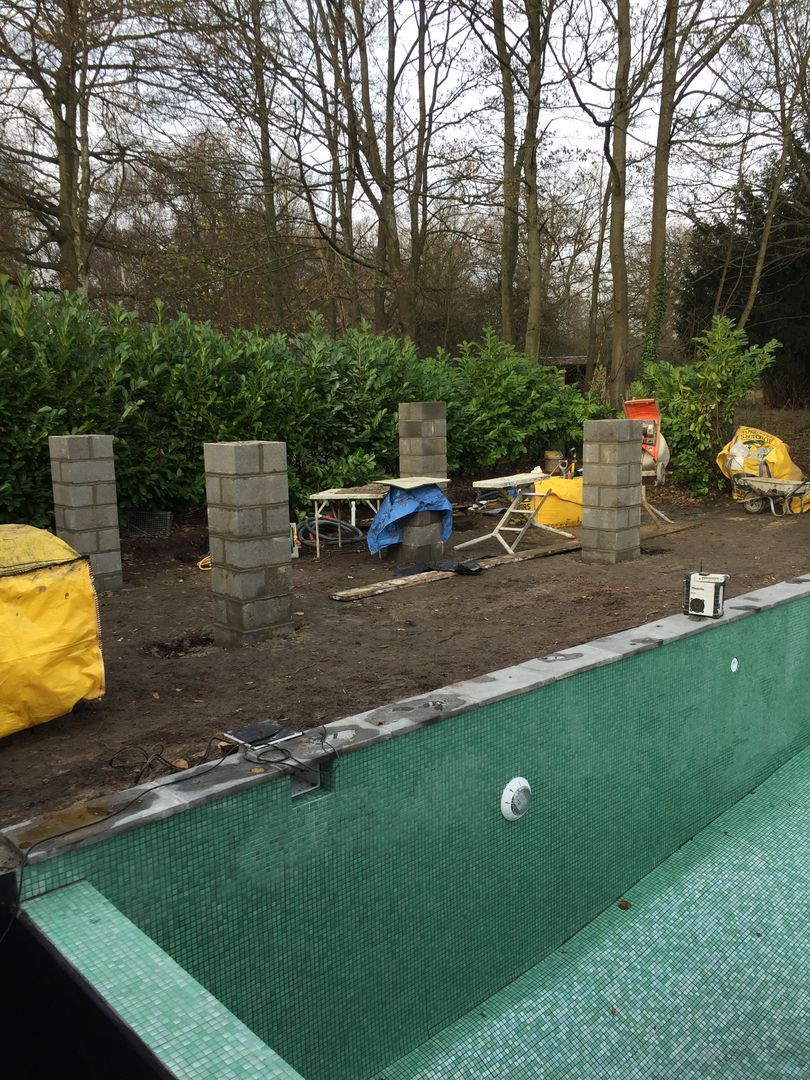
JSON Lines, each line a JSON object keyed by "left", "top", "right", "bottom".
{"left": 631, "top": 317, "right": 779, "bottom": 495}
{"left": 0, "top": 279, "right": 604, "bottom": 524}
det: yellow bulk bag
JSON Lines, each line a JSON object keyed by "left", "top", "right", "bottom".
{"left": 0, "top": 525, "right": 105, "bottom": 739}
{"left": 532, "top": 477, "right": 583, "bottom": 528}
{"left": 716, "top": 426, "right": 803, "bottom": 498}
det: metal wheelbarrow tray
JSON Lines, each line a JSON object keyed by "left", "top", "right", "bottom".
{"left": 734, "top": 474, "right": 810, "bottom": 515}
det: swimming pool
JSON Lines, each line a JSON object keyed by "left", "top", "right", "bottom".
{"left": 3, "top": 577, "right": 809, "bottom": 1077}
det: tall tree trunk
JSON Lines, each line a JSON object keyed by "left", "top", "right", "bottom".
{"left": 373, "top": 227, "right": 388, "bottom": 331}
{"left": 585, "top": 172, "right": 611, "bottom": 389}
{"left": 309, "top": 0, "right": 361, "bottom": 325}
{"left": 713, "top": 131, "right": 750, "bottom": 316}
{"left": 524, "top": 157, "right": 542, "bottom": 360}
{"left": 607, "top": 0, "right": 631, "bottom": 408}
{"left": 493, "top": 0, "right": 519, "bottom": 343}
{"left": 407, "top": 0, "right": 428, "bottom": 326}
{"left": 249, "top": 0, "right": 284, "bottom": 327}
{"left": 522, "top": 0, "right": 547, "bottom": 361}
{"left": 645, "top": 0, "right": 678, "bottom": 336}
{"left": 54, "top": 63, "right": 84, "bottom": 292}
{"left": 738, "top": 1, "right": 797, "bottom": 330}
{"left": 347, "top": 0, "right": 414, "bottom": 336}
{"left": 737, "top": 140, "right": 789, "bottom": 330}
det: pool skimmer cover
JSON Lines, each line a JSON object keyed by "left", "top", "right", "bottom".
{"left": 222, "top": 719, "right": 303, "bottom": 760}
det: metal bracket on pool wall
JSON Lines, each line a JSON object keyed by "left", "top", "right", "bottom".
{"left": 290, "top": 763, "right": 321, "bottom": 798}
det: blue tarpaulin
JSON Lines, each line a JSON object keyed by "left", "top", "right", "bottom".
{"left": 367, "top": 485, "right": 453, "bottom": 554}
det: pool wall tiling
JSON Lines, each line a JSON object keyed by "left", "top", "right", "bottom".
{"left": 4, "top": 578, "right": 810, "bottom": 1079}
{"left": 22, "top": 881, "right": 304, "bottom": 1079}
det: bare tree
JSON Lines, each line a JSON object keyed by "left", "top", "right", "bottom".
{"left": 735, "top": 0, "right": 805, "bottom": 329}
{"left": 272, "top": 0, "right": 480, "bottom": 339}
{"left": 556, "top": 0, "right": 667, "bottom": 403}
{"left": 169, "top": 0, "right": 295, "bottom": 326}
{"left": 0, "top": 0, "right": 164, "bottom": 289}
{"left": 642, "top": 0, "right": 766, "bottom": 360}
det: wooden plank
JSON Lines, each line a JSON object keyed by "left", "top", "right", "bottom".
{"left": 386, "top": 476, "right": 448, "bottom": 489}
{"left": 309, "top": 484, "right": 389, "bottom": 500}
{"left": 472, "top": 472, "right": 545, "bottom": 489}
{"left": 329, "top": 518, "right": 699, "bottom": 601}
{"left": 330, "top": 541, "right": 581, "bottom": 601}
{"left": 310, "top": 476, "right": 447, "bottom": 501}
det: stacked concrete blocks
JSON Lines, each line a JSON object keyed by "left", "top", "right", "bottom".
{"left": 581, "top": 419, "right": 643, "bottom": 565}
{"left": 397, "top": 401, "right": 448, "bottom": 566}
{"left": 49, "top": 435, "right": 123, "bottom": 591}
{"left": 396, "top": 510, "right": 445, "bottom": 566}
{"left": 398, "top": 401, "right": 447, "bottom": 479}
{"left": 204, "top": 441, "right": 292, "bottom": 649}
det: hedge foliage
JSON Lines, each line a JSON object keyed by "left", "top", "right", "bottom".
{"left": 0, "top": 279, "right": 605, "bottom": 525}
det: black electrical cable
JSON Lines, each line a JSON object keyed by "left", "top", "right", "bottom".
{"left": 0, "top": 728, "right": 338, "bottom": 949}
{"left": 109, "top": 744, "right": 185, "bottom": 783}
{"left": 252, "top": 724, "right": 342, "bottom": 771}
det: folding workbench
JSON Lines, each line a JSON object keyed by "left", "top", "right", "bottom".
{"left": 308, "top": 476, "right": 447, "bottom": 558}
{"left": 454, "top": 471, "right": 576, "bottom": 555}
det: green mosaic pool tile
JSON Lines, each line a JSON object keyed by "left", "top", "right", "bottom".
{"left": 716, "top": 809, "right": 810, "bottom": 887}
{"left": 383, "top": 749, "right": 810, "bottom": 1079}
{"left": 23, "top": 881, "right": 304, "bottom": 1080}
{"left": 649, "top": 971, "right": 810, "bottom": 1080}
{"left": 705, "top": 763, "right": 810, "bottom": 885}
{"left": 20, "top": 601, "right": 810, "bottom": 1080}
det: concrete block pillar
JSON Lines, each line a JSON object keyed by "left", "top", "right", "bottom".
{"left": 397, "top": 510, "right": 446, "bottom": 566}
{"left": 398, "top": 401, "right": 447, "bottom": 479}
{"left": 396, "top": 402, "right": 448, "bottom": 565}
{"left": 581, "top": 419, "right": 643, "bottom": 565}
{"left": 49, "top": 434, "right": 123, "bottom": 591}
{"left": 204, "top": 440, "right": 292, "bottom": 649}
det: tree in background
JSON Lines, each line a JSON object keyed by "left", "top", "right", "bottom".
{"left": 0, "top": 0, "right": 166, "bottom": 290}
{"left": 0, "top": 0, "right": 805, "bottom": 378}
{"left": 641, "top": 0, "right": 767, "bottom": 365}
{"left": 677, "top": 150, "right": 810, "bottom": 406}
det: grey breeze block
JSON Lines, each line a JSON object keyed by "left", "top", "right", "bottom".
{"left": 581, "top": 420, "right": 642, "bottom": 566}
{"left": 204, "top": 441, "right": 292, "bottom": 648}
{"left": 49, "top": 434, "right": 123, "bottom": 591}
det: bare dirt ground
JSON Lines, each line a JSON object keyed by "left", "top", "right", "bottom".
{"left": 3, "top": 405, "right": 810, "bottom": 828}
{"left": 2, "top": 487, "right": 810, "bottom": 828}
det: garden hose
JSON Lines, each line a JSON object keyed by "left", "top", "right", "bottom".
{"left": 297, "top": 516, "right": 365, "bottom": 547}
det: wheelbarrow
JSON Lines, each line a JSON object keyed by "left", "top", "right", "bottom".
{"left": 734, "top": 474, "right": 810, "bottom": 516}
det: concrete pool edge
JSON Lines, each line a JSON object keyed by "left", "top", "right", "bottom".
{"left": 3, "top": 572, "right": 810, "bottom": 865}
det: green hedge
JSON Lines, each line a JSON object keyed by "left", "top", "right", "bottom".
{"left": 0, "top": 279, "right": 604, "bottom": 525}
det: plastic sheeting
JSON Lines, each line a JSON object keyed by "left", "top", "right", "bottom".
{"left": 531, "top": 477, "right": 583, "bottom": 528}
{"left": 717, "top": 427, "right": 804, "bottom": 496}
{"left": 367, "top": 485, "right": 453, "bottom": 554}
{"left": 0, "top": 525, "right": 105, "bottom": 739}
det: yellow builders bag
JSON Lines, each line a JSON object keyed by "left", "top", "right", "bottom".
{"left": 717, "top": 427, "right": 804, "bottom": 498}
{"left": 0, "top": 525, "right": 105, "bottom": 738}
{"left": 532, "top": 477, "right": 583, "bottom": 528}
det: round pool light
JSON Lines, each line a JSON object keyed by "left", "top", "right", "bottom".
{"left": 501, "top": 777, "right": 532, "bottom": 820}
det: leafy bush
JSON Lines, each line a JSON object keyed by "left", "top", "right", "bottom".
{"left": 638, "top": 317, "right": 779, "bottom": 495}
{"left": 0, "top": 278, "right": 604, "bottom": 524}
{"left": 443, "top": 331, "right": 604, "bottom": 471}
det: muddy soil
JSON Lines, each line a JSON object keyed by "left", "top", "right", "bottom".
{"left": 2, "top": 486, "right": 809, "bottom": 827}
